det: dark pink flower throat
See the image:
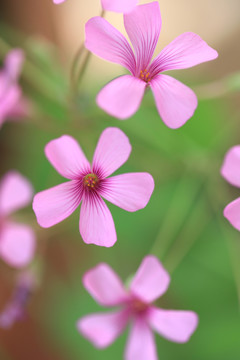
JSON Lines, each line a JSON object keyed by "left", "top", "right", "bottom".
{"left": 139, "top": 69, "right": 152, "bottom": 83}
{"left": 131, "top": 298, "right": 149, "bottom": 315}
{"left": 83, "top": 173, "right": 99, "bottom": 189}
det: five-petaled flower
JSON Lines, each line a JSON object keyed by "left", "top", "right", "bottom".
{"left": 0, "top": 171, "right": 35, "bottom": 267}
{"left": 0, "top": 49, "right": 28, "bottom": 129}
{"left": 53, "top": 0, "right": 138, "bottom": 13}
{"left": 221, "top": 146, "right": 240, "bottom": 230}
{"left": 85, "top": 1, "right": 218, "bottom": 129}
{"left": 77, "top": 255, "right": 198, "bottom": 360}
{"left": 33, "top": 127, "right": 154, "bottom": 247}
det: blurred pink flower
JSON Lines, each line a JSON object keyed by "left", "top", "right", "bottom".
{"left": 85, "top": 1, "right": 218, "bottom": 129}
{"left": 0, "top": 171, "right": 35, "bottom": 268}
{"left": 53, "top": 0, "right": 138, "bottom": 13}
{"left": 0, "top": 49, "right": 29, "bottom": 129}
{"left": 221, "top": 146, "right": 240, "bottom": 230}
{"left": 0, "top": 270, "right": 37, "bottom": 329}
{"left": 33, "top": 128, "right": 154, "bottom": 247}
{"left": 77, "top": 256, "right": 198, "bottom": 360}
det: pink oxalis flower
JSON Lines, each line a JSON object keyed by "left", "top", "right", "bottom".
{"left": 33, "top": 128, "right": 154, "bottom": 247}
{"left": 0, "top": 171, "right": 35, "bottom": 268}
{"left": 221, "top": 146, "right": 240, "bottom": 230}
{"left": 85, "top": 1, "right": 218, "bottom": 128}
{"left": 77, "top": 255, "right": 198, "bottom": 360}
{"left": 0, "top": 49, "right": 28, "bottom": 129}
{"left": 53, "top": 0, "right": 138, "bottom": 13}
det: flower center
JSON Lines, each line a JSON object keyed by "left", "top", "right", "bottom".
{"left": 131, "top": 298, "right": 148, "bottom": 315}
{"left": 139, "top": 69, "right": 151, "bottom": 83}
{"left": 83, "top": 173, "right": 99, "bottom": 189}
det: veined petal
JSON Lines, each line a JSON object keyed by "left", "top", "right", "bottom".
{"left": 124, "top": 2, "right": 161, "bottom": 75}
{"left": 125, "top": 319, "right": 157, "bottom": 360}
{"left": 0, "top": 171, "right": 33, "bottom": 216}
{"left": 77, "top": 310, "right": 129, "bottom": 348}
{"left": 101, "top": 0, "right": 138, "bottom": 13}
{"left": 224, "top": 198, "right": 240, "bottom": 231}
{"left": 45, "top": 135, "right": 90, "bottom": 180}
{"left": 80, "top": 194, "right": 116, "bottom": 247}
{"left": 83, "top": 263, "right": 128, "bottom": 306}
{"left": 100, "top": 173, "right": 154, "bottom": 212}
{"left": 85, "top": 17, "right": 135, "bottom": 74}
{"left": 33, "top": 181, "right": 82, "bottom": 228}
{"left": 4, "top": 49, "right": 24, "bottom": 81}
{"left": 149, "top": 32, "right": 218, "bottom": 75}
{"left": 149, "top": 307, "right": 198, "bottom": 343}
{"left": 0, "top": 222, "right": 35, "bottom": 268}
{"left": 221, "top": 146, "right": 240, "bottom": 187}
{"left": 130, "top": 256, "right": 170, "bottom": 303}
{"left": 97, "top": 75, "right": 146, "bottom": 120}
{"left": 150, "top": 74, "right": 197, "bottom": 129}
{"left": 92, "top": 127, "right": 132, "bottom": 178}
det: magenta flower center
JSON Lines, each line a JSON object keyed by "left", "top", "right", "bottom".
{"left": 83, "top": 173, "right": 99, "bottom": 189}
{"left": 139, "top": 69, "right": 151, "bottom": 83}
{"left": 131, "top": 298, "right": 149, "bottom": 315}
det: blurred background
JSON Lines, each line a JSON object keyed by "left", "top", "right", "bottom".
{"left": 0, "top": 0, "right": 240, "bottom": 359}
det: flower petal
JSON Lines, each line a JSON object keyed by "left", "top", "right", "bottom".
{"left": 92, "top": 127, "right": 131, "bottom": 178}
{"left": 149, "top": 307, "right": 198, "bottom": 343}
{"left": 77, "top": 310, "right": 129, "bottom": 348}
{"left": 150, "top": 74, "right": 198, "bottom": 129}
{"left": 224, "top": 198, "right": 240, "bottom": 231}
{"left": 100, "top": 173, "right": 154, "bottom": 212}
{"left": 0, "top": 84, "right": 21, "bottom": 126}
{"left": 4, "top": 49, "right": 24, "bottom": 81}
{"left": 0, "top": 222, "right": 35, "bottom": 268}
{"left": 33, "top": 181, "right": 82, "bottom": 228}
{"left": 125, "top": 319, "right": 157, "bottom": 360}
{"left": 80, "top": 195, "right": 116, "bottom": 247}
{"left": 85, "top": 17, "right": 135, "bottom": 74}
{"left": 45, "top": 135, "right": 90, "bottom": 180}
{"left": 97, "top": 75, "right": 146, "bottom": 120}
{"left": 221, "top": 146, "right": 240, "bottom": 188}
{"left": 130, "top": 256, "right": 170, "bottom": 303}
{"left": 0, "top": 171, "right": 33, "bottom": 216}
{"left": 124, "top": 2, "right": 161, "bottom": 75}
{"left": 101, "top": 0, "right": 138, "bottom": 13}
{"left": 149, "top": 32, "right": 218, "bottom": 75}
{"left": 53, "top": 0, "right": 66, "bottom": 3}
{"left": 83, "top": 263, "right": 128, "bottom": 306}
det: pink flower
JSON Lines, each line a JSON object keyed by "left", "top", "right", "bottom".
{"left": 77, "top": 256, "right": 198, "bottom": 360}
{"left": 221, "top": 146, "right": 240, "bottom": 230}
{"left": 53, "top": 0, "right": 138, "bottom": 13}
{"left": 85, "top": 1, "right": 218, "bottom": 129}
{"left": 0, "top": 49, "right": 28, "bottom": 129}
{"left": 0, "top": 171, "right": 35, "bottom": 268}
{"left": 33, "top": 128, "right": 154, "bottom": 247}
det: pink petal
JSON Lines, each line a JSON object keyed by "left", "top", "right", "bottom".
{"left": 124, "top": 2, "right": 161, "bottom": 75}
{"left": 149, "top": 307, "right": 198, "bottom": 343}
{"left": 77, "top": 310, "right": 129, "bottom": 348}
{"left": 53, "top": 0, "right": 66, "bottom": 3}
{"left": 100, "top": 173, "right": 154, "bottom": 212}
{"left": 130, "top": 256, "right": 170, "bottom": 303}
{"left": 0, "top": 222, "right": 35, "bottom": 268}
{"left": 4, "top": 49, "right": 24, "bottom": 81}
{"left": 224, "top": 198, "right": 240, "bottom": 231}
{"left": 221, "top": 146, "right": 240, "bottom": 187}
{"left": 85, "top": 17, "right": 135, "bottom": 74}
{"left": 149, "top": 32, "right": 218, "bottom": 75}
{"left": 125, "top": 319, "right": 157, "bottom": 360}
{"left": 92, "top": 127, "right": 132, "bottom": 178}
{"left": 0, "top": 171, "right": 33, "bottom": 216}
{"left": 0, "top": 85, "right": 21, "bottom": 126}
{"left": 97, "top": 75, "right": 146, "bottom": 120}
{"left": 45, "top": 135, "right": 90, "bottom": 180}
{"left": 150, "top": 74, "right": 198, "bottom": 129}
{"left": 33, "top": 181, "right": 82, "bottom": 228}
{"left": 83, "top": 263, "right": 128, "bottom": 306}
{"left": 101, "top": 0, "right": 138, "bottom": 13}
{"left": 80, "top": 195, "right": 116, "bottom": 247}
